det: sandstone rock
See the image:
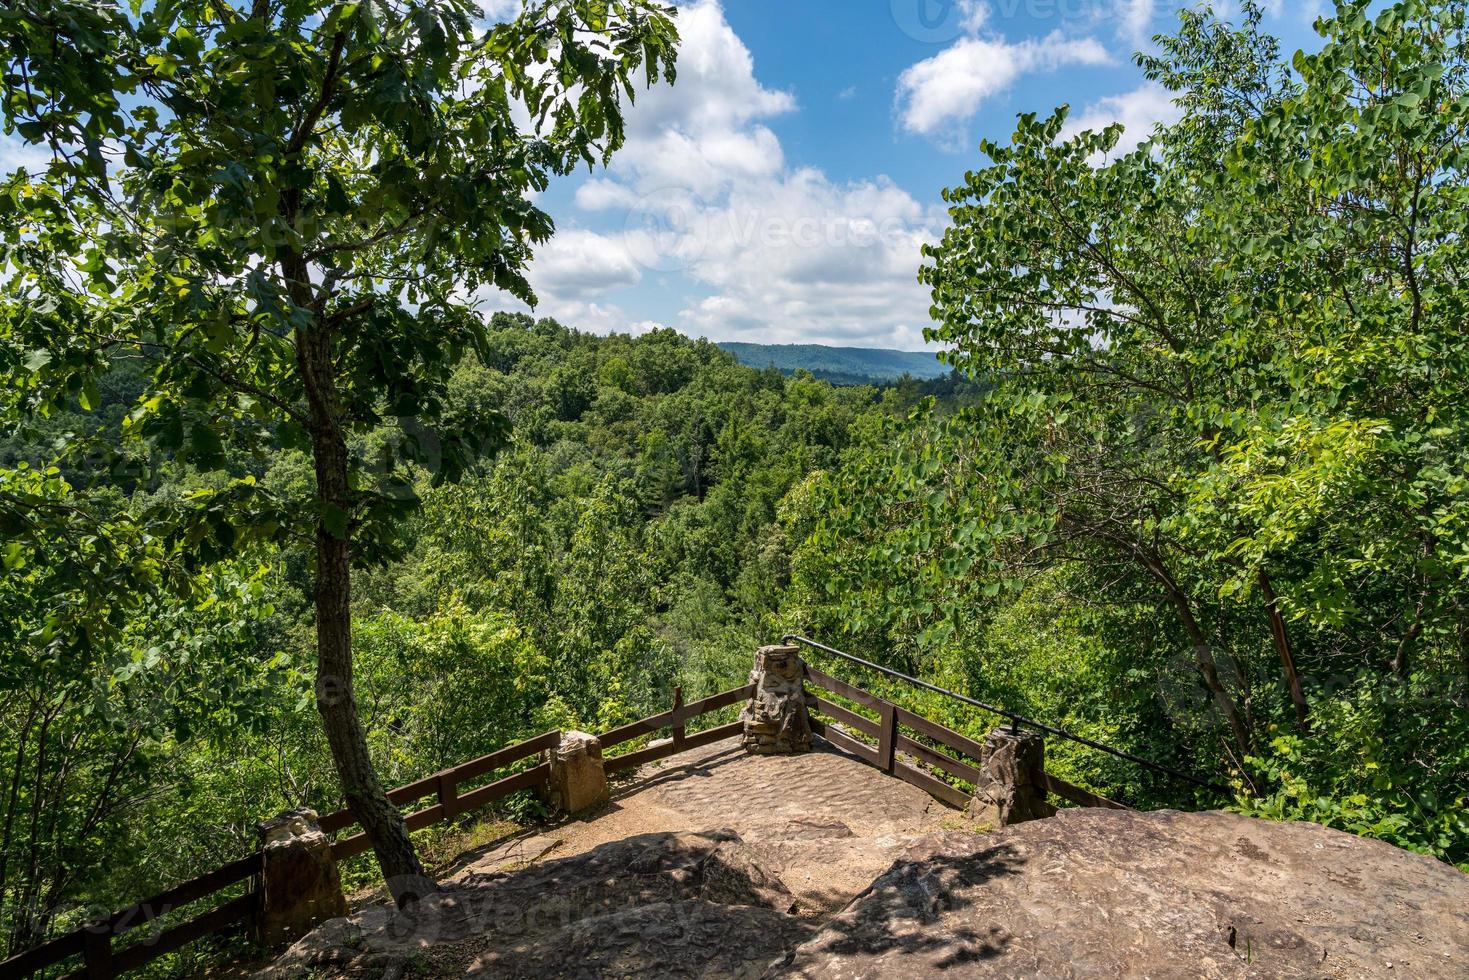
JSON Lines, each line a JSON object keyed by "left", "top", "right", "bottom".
{"left": 259, "top": 829, "right": 805, "bottom": 979}
{"left": 965, "top": 728, "right": 1056, "bottom": 827}
{"left": 740, "top": 645, "right": 814, "bottom": 755}
{"left": 465, "top": 901, "right": 811, "bottom": 979}
{"left": 543, "top": 730, "right": 609, "bottom": 814}
{"left": 772, "top": 808, "right": 1469, "bottom": 978}
{"left": 453, "top": 834, "right": 563, "bottom": 877}
{"left": 255, "top": 808, "right": 347, "bottom": 949}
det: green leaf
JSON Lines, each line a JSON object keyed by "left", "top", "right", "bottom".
{"left": 322, "top": 504, "right": 350, "bottom": 540}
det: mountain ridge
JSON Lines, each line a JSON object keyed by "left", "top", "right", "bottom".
{"left": 717, "top": 341, "right": 947, "bottom": 384}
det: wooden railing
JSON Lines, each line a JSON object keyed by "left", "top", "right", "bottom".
{"left": 1, "top": 729, "right": 564, "bottom": 979}
{"left": 3, "top": 671, "right": 1117, "bottom": 978}
{"left": 804, "top": 666, "right": 1128, "bottom": 812}
{"left": 599, "top": 682, "right": 755, "bottom": 774}
{"left": 320, "top": 730, "right": 562, "bottom": 861}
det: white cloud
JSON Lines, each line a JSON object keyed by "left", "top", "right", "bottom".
{"left": 526, "top": 0, "right": 946, "bottom": 348}
{"left": 671, "top": 169, "right": 944, "bottom": 346}
{"left": 604, "top": 0, "right": 795, "bottom": 198}
{"left": 525, "top": 229, "right": 642, "bottom": 299}
{"left": 574, "top": 179, "right": 640, "bottom": 212}
{"left": 896, "top": 32, "right": 1111, "bottom": 139}
{"left": 0, "top": 135, "right": 52, "bottom": 175}
{"left": 954, "top": 0, "right": 991, "bottom": 34}
{"left": 478, "top": 0, "right": 522, "bottom": 23}
{"left": 473, "top": 281, "right": 663, "bottom": 337}
{"left": 1060, "top": 81, "right": 1182, "bottom": 162}
{"left": 1116, "top": 0, "right": 1156, "bottom": 46}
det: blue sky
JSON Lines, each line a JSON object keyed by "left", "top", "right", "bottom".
{"left": 0, "top": 1, "right": 1331, "bottom": 350}
{"left": 489, "top": 0, "right": 1330, "bottom": 350}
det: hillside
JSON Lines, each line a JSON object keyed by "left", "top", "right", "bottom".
{"left": 717, "top": 342, "right": 948, "bottom": 384}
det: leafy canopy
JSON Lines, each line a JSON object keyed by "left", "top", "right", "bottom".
{"left": 0, "top": 0, "right": 678, "bottom": 656}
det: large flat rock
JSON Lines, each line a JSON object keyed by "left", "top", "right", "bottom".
{"left": 259, "top": 829, "right": 812, "bottom": 979}
{"left": 772, "top": 808, "right": 1469, "bottom": 978}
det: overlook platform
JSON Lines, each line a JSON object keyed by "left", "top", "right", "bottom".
{"left": 259, "top": 735, "right": 1469, "bottom": 979}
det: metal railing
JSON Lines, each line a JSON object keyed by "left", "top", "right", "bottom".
{"left": 782, "top": 634, "right": 1229, "bottom": 795}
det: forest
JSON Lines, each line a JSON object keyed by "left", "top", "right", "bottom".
{"left": 1, "top": 0, "right": 1467, "bottom": 972}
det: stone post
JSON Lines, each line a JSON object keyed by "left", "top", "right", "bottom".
{"left": 544, "top": 731, "right": 610, "bottom": 814}
{"left": 966, "top": 727, "right": 1056, "bottom": 827}
{"left": 739, "top": 644, "right": 814, "bottom": 755}
{"left": 256, "top": 808, "right": 347, "bottom": 949}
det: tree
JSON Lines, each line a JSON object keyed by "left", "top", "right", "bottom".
{"left": 802, "top": 0, "right": 1469, "bottom": 779}
{"left": 0, "top": 0, "right": 677, "bottom": 903}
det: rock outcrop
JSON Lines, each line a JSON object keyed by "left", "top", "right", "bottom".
{"left": 541, "top": 730, "right": 609, "bottom": 815}
{"left": 773, "top": 808, "right": 1469, "bottom": 978}
{"left": 255, "top": 808, "right": 348, "bottom": 948}
{"left": 258, "top": 829, "right": 813, "bottom": 979}
{"left": 257, "top": 738, "right": 1469, "bottom": 979}
{"left": 965, "top": 728, "right": 1055, "bottom": 827}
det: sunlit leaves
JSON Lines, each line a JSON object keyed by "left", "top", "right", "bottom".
{"left": 0, "top": 0, "right": 679, "bottom": 665}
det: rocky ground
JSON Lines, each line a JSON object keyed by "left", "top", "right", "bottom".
{"left": 257, "top": 737, "right": 1469, "bottom": 979}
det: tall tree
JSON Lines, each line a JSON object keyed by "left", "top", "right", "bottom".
{"left": 802, "top": 0, "right": 1468, "bottom": 771}
{"left": 0, "top": 0, "right": 677, "bottom": 903}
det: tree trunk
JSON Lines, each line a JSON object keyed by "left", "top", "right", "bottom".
{"left": 1147, "top": 557, "right": 1252, "bottom": 756}
{"left": 299, "top": 321, "right": 434, "bottom": 907}
{"left": 1257, "top": 571, "right": 1310, "bottom": 730}
{"left": 1082, "top": 524, "right": 1253, "bottom": 758}
{"left": 1171, "top": 595, "right": 1253, "bottom": 758}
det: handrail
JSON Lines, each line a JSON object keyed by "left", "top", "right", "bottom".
{"left": 4, "top": 676, "right": 759, "bottom": 980}
{"left": 783, "top": 633, "right": 1229, "bottom": 794}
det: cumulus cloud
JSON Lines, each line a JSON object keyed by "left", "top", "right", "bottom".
{"left": 472, "top": 280, "right": 665, "bottom": 337}
{"left": 673, "top": 169, "right": 942, "bottom": 346}
{"left": 604, "top": 0, "right": 796, "bottom": 198}
{"left": 0, "top": 134, "right": 52, "bottom": 176}
{"left": 525, "top": 229, "right": 642, "bottom": 299}
{"left": 1060, "top": 81, "right": 1183, "bottom": 162}
{"left": 478, "top": 0, "right": 522, "bottom": 23}
{"left": 896, "top": 32, "right": 1111, "bottom": 140}
{"left": 1115, "top": 0, "right": 1156, "bottom": 46}
{"left": 530, "top": 0, "right": 945, "bottom": 348}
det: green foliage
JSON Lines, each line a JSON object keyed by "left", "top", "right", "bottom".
{"left": 355, "top": 605, "right": 548, "bottom": 776}
{"left": 0, "top": 0, "right": 679, "bottom": 585}
{"left": 1, "top": 0, "right": 682, "bottom": 926}
{"left": 376, "top": 318, "right": 884, "bottom": 724}
{"left": 1238, "top": 672, "right": 1469, "bottom": 869}
{"left": 786, "top": 0, "right": 1469, "bottom": 860}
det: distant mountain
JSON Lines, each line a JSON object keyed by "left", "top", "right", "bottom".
{"left": 717, "top": 342, "right": 948, "bottom": 384}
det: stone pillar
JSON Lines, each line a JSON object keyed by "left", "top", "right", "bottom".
{"left": 966, "top": 727, "right": 1056, "bottom": 827}
{"left": 256, "top": 808, "right": 347, "bottom": 949}
{"left": 545, "top": 731, "right": 610, "bottom": 814}
{"left": 739, "top": 644, "right": 814, "bottom": 755}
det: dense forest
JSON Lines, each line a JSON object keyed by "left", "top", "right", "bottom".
{"left": 1, "top": 318, "right": 938, "bottom": 955}
{"left": 2, "top": 0, "right": 1468, "bottom": 972}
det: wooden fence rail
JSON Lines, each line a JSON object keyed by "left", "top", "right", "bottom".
{"left": 2, "top": 729, "right": 564, "bottom": 979}
{"left": 3, "top": 666, "right": 1122, "bottom": 979}
{"left": 2, "top": 678, "right": 760, "bottom": 980}
{"left": 600, "top": 682, "right": 754, "bottom": 774}
{"left": 804, "top": 665, "right": 1128, "bottom": 813}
